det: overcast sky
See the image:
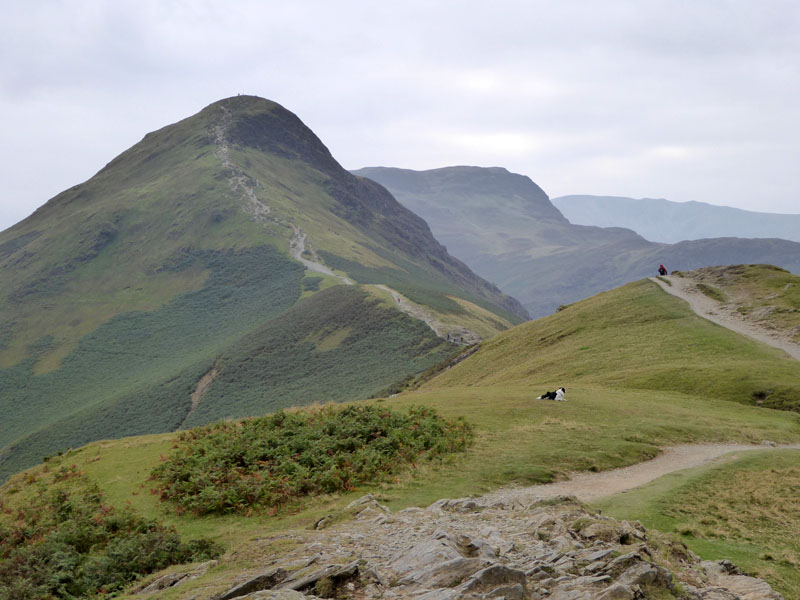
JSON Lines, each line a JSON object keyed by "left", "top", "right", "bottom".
{"left": 2, "top": 0, "right": 798, "bottom": 231}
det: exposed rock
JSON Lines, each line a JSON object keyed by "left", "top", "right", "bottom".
{"left": 137, "top": 572, "right": 191, "bottom": 593}
{"left": 213, "top": 567, "right": 287, "bottom": 600}
{"left": 594, "top": 583, "right": 635, "bottom": 600}
{"left": 616, "top": 561, "right": 671, "bottom": 589}
{"left": 136, "top": 560, "right": 217, "bottom": 594}
{"left": 278, "top": 560, "right": 359, "bottom": 593}
{"left": 398, "top": 557, "right": 491, "bottom": 589}
{"left": 235, "top": 591, "right": 307, "bottom": 600}
{"left": 459, "top": 564, "right": 527, "bottom": 593}
{"left": 195, "top": 494, "right": 782, "bottom": 600}
{"left": 390, "top": 530, "right": 465, "bottom": 574}
{"left": 702, "top": 560, "right": 783, "bottom": 600}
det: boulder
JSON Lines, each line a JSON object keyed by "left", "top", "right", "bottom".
{"left": 278, "top": 560, "right": 359, "bottom": 593}
{"left": 213, "top": 567, "right": 287, "bottom": 600}
{"left": 397, "top": 557, "right": 491, "bottom": 589}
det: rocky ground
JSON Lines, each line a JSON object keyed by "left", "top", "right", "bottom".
{"left": 136, "top": 494, "right": 783, "bottom": 600}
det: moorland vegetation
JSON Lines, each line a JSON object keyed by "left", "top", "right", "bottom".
{"left": 152, "top": 404, "right": 473, "bottom": 516}
{"left": 3, "top": 272, "right": 800, "bottom": 596}
{"left": 0, "top": 464, "right": 221, "bottom": 600}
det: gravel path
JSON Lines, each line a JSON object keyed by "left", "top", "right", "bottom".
{"left": 374, "top": 284, "right": 480, "bottom": 345}
{"left": 289, "top": 225, "right": 353, "bottom": 285}
{"left": 651, "top": 275, "right": 800, "bottom": 360}
{"left": 481, "top": 442, "right": 800, "bottom": 505}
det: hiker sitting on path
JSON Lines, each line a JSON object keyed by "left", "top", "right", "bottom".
{"left": 658, "top": 264, "right": 668, "bottom": 276}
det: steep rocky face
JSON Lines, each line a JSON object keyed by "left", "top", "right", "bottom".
{"left": 144, "top": 495, "right": 784, "bottom": 600}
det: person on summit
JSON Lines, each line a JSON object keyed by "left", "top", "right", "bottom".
{"left": 658, "top": 264, "right": 668, "bottom": 276}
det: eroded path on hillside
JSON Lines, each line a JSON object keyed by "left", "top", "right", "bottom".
{"left": 651, "top": 275, "right": 800, "bottom": 361}
{"left": 482, "top": 442, "right": 800, "bottom": 505}
{"left": 374, "top": 284, "right": 480, "bottom": 345}
{"left": 289, "top": 225, "right": 353, "bottom": 285}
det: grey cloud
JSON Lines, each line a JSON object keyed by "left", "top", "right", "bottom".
{"left": 2, "top": 0, "right": 799, "bottom": 231}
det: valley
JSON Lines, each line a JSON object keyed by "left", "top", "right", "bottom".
{"left": 553, "top": 195, "right": 800, "bottom": 245}
{"left": 355, "top": 166, "right": 800, "bottom": 318}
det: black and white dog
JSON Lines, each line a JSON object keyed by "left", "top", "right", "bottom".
{"left": 537, "top": 387, "right": 566, "bottom": 401}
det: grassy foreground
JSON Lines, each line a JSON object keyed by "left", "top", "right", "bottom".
{"left": 4, "top": 380, "right": 796, "bottom": 599}
{"left": 596, "top": 449, "right": 800, "bottom": 597}
{"left": 425, "top": 279, "right": 800, "bottom": 411}
{"left": 6, "top": 382, "right": 796, "bottom": 542}
{"left": 2, "top": 276, "right": 800, "bottom": 597}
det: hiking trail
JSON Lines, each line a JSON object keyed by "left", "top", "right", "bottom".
{"left": 651, "top": 274, "right": 800, "bottom": 361}
{"left": 374, "top": 284, "right": 480, "bottom": 345}
{"left": 482, "top": 442, "right": 800, "bottom": 505}
{"left": 289, "top": 225, "right": 353, "bottom": 285}
{"left": 473, "top": 272, "right": 800, "bottom": 506}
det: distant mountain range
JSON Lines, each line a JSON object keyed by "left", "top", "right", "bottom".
{"left": 0, "top": 97, "right": 524, "bottom": 481}
{"left": 552, "top": 195, "right": 800, "bottom": 243}
{"left": 354, "top": 167, "right": 800, "bottom": 318}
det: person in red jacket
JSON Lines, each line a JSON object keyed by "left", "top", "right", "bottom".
{"left": 658, "top": 264, "right": 668, "bottom": 276}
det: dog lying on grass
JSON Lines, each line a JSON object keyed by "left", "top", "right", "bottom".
{"left": 537, "top": 387, "right": 566, "bottom": 401}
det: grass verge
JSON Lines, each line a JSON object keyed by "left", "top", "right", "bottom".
{"left": 595, "top": 449, "right": 800, "bottom": 597}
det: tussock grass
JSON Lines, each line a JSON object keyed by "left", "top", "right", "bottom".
{"left": 596, "top": 450, "right": 800, "bottom": 597}
{"left": 696, "top": 282, "right": 727, "bottom": 303}
{"left": 681, "top": 265, "right": 800, "bottom": 341}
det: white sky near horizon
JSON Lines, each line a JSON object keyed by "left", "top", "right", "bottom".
{"left": 1, "top": 0, "right": 799, "bottom": 232}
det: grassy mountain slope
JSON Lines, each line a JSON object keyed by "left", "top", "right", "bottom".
{"left": 425, "top": 278, "right": 800, "bottom": 408}
{"left": 355, "top": 166, "right": 800, "bottom": 318}
{"left": 554, "top": 194, "right": 800, "bottom": 244}
{"left": 0, "top": 96, "right": 524, "bottom": 481}
{"left": 2, "top": 270, "right": 800, "bottom": 597}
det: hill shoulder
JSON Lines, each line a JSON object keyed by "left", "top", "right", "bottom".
{"left": 653, "top": 265, "right": 800, "bottom": 359}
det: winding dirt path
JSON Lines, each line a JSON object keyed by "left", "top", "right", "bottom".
{"left": 481, "top": 442, "right": 800, "bottom": 505}
{"left": 479, "top": 275, "right": 800, "bottom": 505}
{"left": 289, "top": 225, "right": 353, "bottom": 285}
{"left": 651, "top": 275, "right": 800, "bottom": 361}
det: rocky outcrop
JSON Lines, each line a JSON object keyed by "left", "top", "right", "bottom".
{"left": 186, "top": 494, "right": 783, "bottom": 600}
{"left": 135, "top": 560, "right": 217, "bottom": 594}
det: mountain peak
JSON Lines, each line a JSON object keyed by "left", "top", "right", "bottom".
{"left": 199, "top": 95, "right": 342, "bottom": 176}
